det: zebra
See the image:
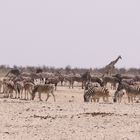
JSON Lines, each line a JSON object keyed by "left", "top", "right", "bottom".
{"left": 91, "top": 76, "right": 104, "bottom": 87}
{"left": 81, "top": 74, "right": 103, "bottom": 89}
{"left": 116, "top": 81, "right": 140, "bottom": 103}
{"left": 23, "top": 81, "right": 35, "bottom": 100}
{"left": 122, "top": 79, "right": 134, "bottom": 85}
{"left": 64, "top": 74, "right": 75, "bottom": 88}
{"left": 14, "top": 81, "right": 24, "bottom": 99}
{"left": 2, "top": 79, "right": 17, "bottom": 98}
{"left": 31, "top": 84, "right": 55, "bottom": 102}
{"left": 84, "top": 81, "right": 101, "bottom": 101}
{"left": 102, "top": 75, "right": 120, "bottom": 90}
{"left": 45, "top": 76, "right": 61, "bottom": 91}
{"left": 113, "top": 89, "right": 126, "bottom": 103}
{"left": 64, "top": 73, "right": 82, "bottom": 88}
{"left": 84, "top": 81, "right": 100, "bottom": 91}
{"left": 84, "top": 85, "right": 109, "bottom": 103}
{"left": 55, "top": 71, "right": 65, "bottom": 86}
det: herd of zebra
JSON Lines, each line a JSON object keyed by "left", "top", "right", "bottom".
{"left": 1, "top": 68, "right": 140, "bottom": 103}
{"left": 84, "top": 74, "right": 140, "bottom": 103}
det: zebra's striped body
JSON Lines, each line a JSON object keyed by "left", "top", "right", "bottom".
{"left": 84, "top": 85, "right": 109, "bottom": 102}
{"left": 31, "top": 84, "right": 55, "bottom": 102}
{"left": 102, "top": 76, "right": 119, "bottom": 90}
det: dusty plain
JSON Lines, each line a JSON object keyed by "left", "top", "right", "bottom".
{"left": 0, "top": 85, "right": 140, "bottom": 140}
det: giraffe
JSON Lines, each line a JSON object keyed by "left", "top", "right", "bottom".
{"left": 104, "top": 56, "right": 122, "bottom": 75}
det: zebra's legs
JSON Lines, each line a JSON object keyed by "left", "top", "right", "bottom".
{"left": 15, "top": 91, "right": 18, "bottom": 99}
{"left": 55, "top": 83, "right": 57, "bottom": 91}
{"left": 103, "top": 97, "right": 108, "bottom": 102}
{"left": 96, "top": 98, "right": 100, "bottom": 102}
{"left": 6, "top": 89, "right": 13, "bottom": 98}
{"left": 9, "top": 91, "right": 13, "bottom": 98}
{"left": 27, "top": 91, "right": 29, "bottom": 100}
{"left": 82, "top": 81, "right": 86, "bottom": 89}
{"left": 128, "top": 96, "right": 131, "bottom": 103}
{"left": 46, "top": 94, "right": 50, "bottom": 102}
{"left": 51, "top": 91, "right": 56, "bottom": 102}
{"left": 24, "top": 90, "right": 27, "bottom": 100}
{"left": 17, "top": 90, "right": 20, "bottom": 99}
{"left": 130, "top": 97, "right": 133, "bottom": 103}
{"left": 91, "top": 97, "right": 99, "bottom": 102}
{"left": 20, "top": 90, "right": 23, "bottom": 99}
{"left": 118, "top": 97, "right": 121, "bottom": 103}
{"left": 39, "top": 92, "right": 42, "bottom": 101}
{"left": 28, "top": 89, "right": 33, "bottom": 100}
{"left": 72, "top": 81, "right": 74, "bottom": 89}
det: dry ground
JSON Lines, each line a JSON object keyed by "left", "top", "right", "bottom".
{"left": 0, "top": 86, "right": 140, "bottom": 140}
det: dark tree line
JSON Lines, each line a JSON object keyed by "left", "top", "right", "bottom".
{"left": 0, "top": 65, "right": 140, "bottom": 76}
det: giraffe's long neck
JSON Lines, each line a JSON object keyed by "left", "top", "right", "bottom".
{"left": 114, "top": 57, "right": 120, "bottom": 65}
{"left": 110, "top": 57, "right": 121, "bottom": 66}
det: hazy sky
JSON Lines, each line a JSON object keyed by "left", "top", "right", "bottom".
{"left": 0, "top": 0, "right": 139, "bottom": 68}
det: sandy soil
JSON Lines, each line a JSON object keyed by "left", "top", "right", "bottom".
{"left": 0, "top": 86, "right": 140, "bottom": 140}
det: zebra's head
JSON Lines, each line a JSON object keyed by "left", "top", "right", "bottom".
{"left": 100, "top": 79, "right": 104, "bottom": 87}
{"left": 85, "top": 82, "right": 92, "bottom": 90}
{"left": 83, "top": 91, "right": 90, "bottom": 102}
{"left": 84, "top": 94, "right": 89, "bottom": 102}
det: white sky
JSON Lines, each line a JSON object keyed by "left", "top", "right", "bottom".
{"left": 0, "top": 0, "right": 140, "bottom": 68}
